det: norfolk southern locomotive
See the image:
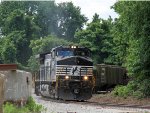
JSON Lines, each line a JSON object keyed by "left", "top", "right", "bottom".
{"left": 35, "top": 46, "right": 94, "bottom": 100}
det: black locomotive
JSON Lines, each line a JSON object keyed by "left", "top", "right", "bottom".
{"left": 35, "top": 46, "right": 94, "bottom": 100}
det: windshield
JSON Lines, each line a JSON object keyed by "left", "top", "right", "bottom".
{"left": 56, "top": 48, "right": 91, "bottom": 57}
{"left": 75, "top": 50, "right": 90, "bottom": 57}
{"left": 57, "top": 50, "right": 73, "bottom": 57}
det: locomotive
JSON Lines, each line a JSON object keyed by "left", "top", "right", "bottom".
{"left": 35, "top": 46, "right": 94, "bottom": 100}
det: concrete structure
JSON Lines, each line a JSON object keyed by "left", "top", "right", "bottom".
{"left": 0, "top": 73, "right": 4, "bottom": 113}
{"left": 0, "top": 64, "right": 32, "bottom": 104}
{"left": 1, "top": 70, "right": 32, "bottom": 103}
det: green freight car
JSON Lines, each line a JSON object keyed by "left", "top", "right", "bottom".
{"left": 94, "top": 64, "right": 127, "bottom": 92}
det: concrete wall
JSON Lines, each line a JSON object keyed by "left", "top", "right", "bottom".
{"left": 0, "top": 73, "right": 5, "bottom": 113}
{"left": 0, "top": 70, "right": 32, "bottom": 102}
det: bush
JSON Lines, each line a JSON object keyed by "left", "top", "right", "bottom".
{"left": 112, "top": 85, "right": 130, "bottom": 98}
{"left": 25, "top": 96, "right": 45, "bottom": 112}
{"left": 3, "top": 102, "right": 29, "bottom": 113}
{"left": 139, "top": 79, "right": 150, "bottom": 97}
{"left": 112, "top": 79, "right": 150, "bottom": 99}
{"left": 132, "top": 91, "right": 144, "bottom": 99}
{"left": 112, "top": 81, "right": 136, "bottom": 98}
{"left": 3, "top": 97, "right": 45, "bottom": 113}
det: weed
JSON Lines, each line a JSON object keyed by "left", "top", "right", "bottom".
{"left": 3, "top": 96, "right": 46, "bottom": 113}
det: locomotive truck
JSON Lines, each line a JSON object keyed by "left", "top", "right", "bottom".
{"left": 35, "top": 46, "right": 94, "bottom": 100}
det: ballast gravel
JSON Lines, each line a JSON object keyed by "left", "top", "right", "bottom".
{"left": 33, "top": 93, "right": 150, "bottom": 113}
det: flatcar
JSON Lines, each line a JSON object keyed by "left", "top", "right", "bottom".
{"left": 35, "top": 46, "right": 94, "bottom": 100}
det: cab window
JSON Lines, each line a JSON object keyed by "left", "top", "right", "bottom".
{"left": 57, "top": 50, "right": 73, "bottom": 57}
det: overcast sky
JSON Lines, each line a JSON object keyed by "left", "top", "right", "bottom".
{"left": 55, "top": 0, "right": 119, "bottom": 22}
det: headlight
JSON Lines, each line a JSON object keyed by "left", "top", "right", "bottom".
{"left": 71, "top": 45, "right": 76, "bottom": 48}
{"left": 83, "top": 76, "right": 88, "bottom": 81}
{"left": 65, "top": 75, "right": 69, "bottom": 80}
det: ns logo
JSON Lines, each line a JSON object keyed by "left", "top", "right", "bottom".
{"left": 70, "top": 66, "right": 81, "bottom": 76}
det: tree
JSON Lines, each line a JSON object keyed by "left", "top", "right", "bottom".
{"left": 56, "top": 2, "right": 87, "bottom": 41}
{"left": 112, "top": 1, "right": 150, "bottom": 97}
{"left": 2, "top": 9, "right": 40, "bottom": 65}
{"left": 35, "top": 2, "right": 87, "bottom": 41}
{"left": 1, "top": 39, "right": 17, "bottom": 63}
{"left": 30, "top": 35, "right": 71, "bottom": 54}
{"left": 0, "top": 1, "right": 39, "bottom": 30}
{"left": 103, "top": 18, "right": 129, "bottom": 65}
{"left": 0, "top": 1, "right": 42, "bottom": 65}
{"left": 75, "top": 14, "right": 113, "bottom": 64}
{"left": 0, "top": 1, "right": 87, "bottom": 65}
{"left": 28, "top": 35, "right": 71, "bottom": 72}
{"left": 34, "top": 1, "right": 57, "bottom": 37}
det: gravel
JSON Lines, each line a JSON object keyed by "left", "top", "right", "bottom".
{"left": 32, "top": 93, "right": 150, "bottom": 113}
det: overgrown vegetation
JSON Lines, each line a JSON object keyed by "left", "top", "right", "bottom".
{"left": 112, "top": 79, "right": 150, "bottom": 99}
{"left": 0, "top": 1, "right": 86, "bottom": 67}
{"left": 75, "top": 14, "right": 113, "bottom": 64}
{"left": 111, "top": 1, "right": 150, "bottom": 98}
{"left": 3, "top": 97, "right": 46, "bottom": 113}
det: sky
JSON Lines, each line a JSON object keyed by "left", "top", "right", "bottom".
{"left": 55, "top": 0, "right": 119, "bottom": 22}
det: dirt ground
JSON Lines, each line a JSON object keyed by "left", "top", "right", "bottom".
{"left": 89, "top": 93, "right": 150, "bottom": 106}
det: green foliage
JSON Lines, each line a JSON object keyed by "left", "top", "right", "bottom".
{"left": 0, "top": 2, "right": 40, "bottom": 36}
{"left": 3, "top": 102, "right": 19, "bottom": 113}
{"left": 112, "top": 79, "right": 150, "bottom": 99}
{"left": 125, "top": 39, "right": 141, "bottom": 76}
{"left": 1, "top": 39, "right": 17, "bottom": 63}
{"left": 112, "top": 85, "right": 130, "bottom": 98}
{"left": 136, "top": 79, "right": 150, "bottom": 97}
{"left": 109, "top": 1, "right": 150, "bottom": 98}
{"left": 34, "top": 1, "right": 87, "bottom": 40}
{"left": 105, "top": 18, "right": 128, "bottom": 65}
{"left": 75, "top": 14, "right": 113, "bottom": 64}
{"left": 112, "top": 1, "right": 150, "bottom": 76}
{"left": 56, "top": 2, "right": 87, "bottom": 41}
{"left": 3, "top": 102, "right": 30, "bottom": 113}
{"left": 0, "top": 1, "right": 25, "bottom": 27}
{"left": 0, "top": 4, "right": 40, "bottom": 66}
{"left": 28, "top": 55, "right": 39, "bottom": 73}
{"left": 4, "top": 31, "right": 29, "bottom": 65}
{"left": 30, "top": 35, "right": 71, "bottom": 54}
{"left": 112, "top": 81, "right": 137, "bottom": 98}
{"left": 3, "top": 97, "right": 45, "bottom": 113}
{"left": 25, "top": 96, "right": 45, "bottom": 112}
{"left": 28, "top": 35, "right": 71, "bottom": 72}
{"left": 34, "top": 1, "right": 57, "bottom": 37}
{"left": 0, "top": 1, "right": 85, "bottom": 67}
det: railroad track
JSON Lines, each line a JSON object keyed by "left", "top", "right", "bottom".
{"left": 40, "top": 96, "right": 150, "bottom": 111}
